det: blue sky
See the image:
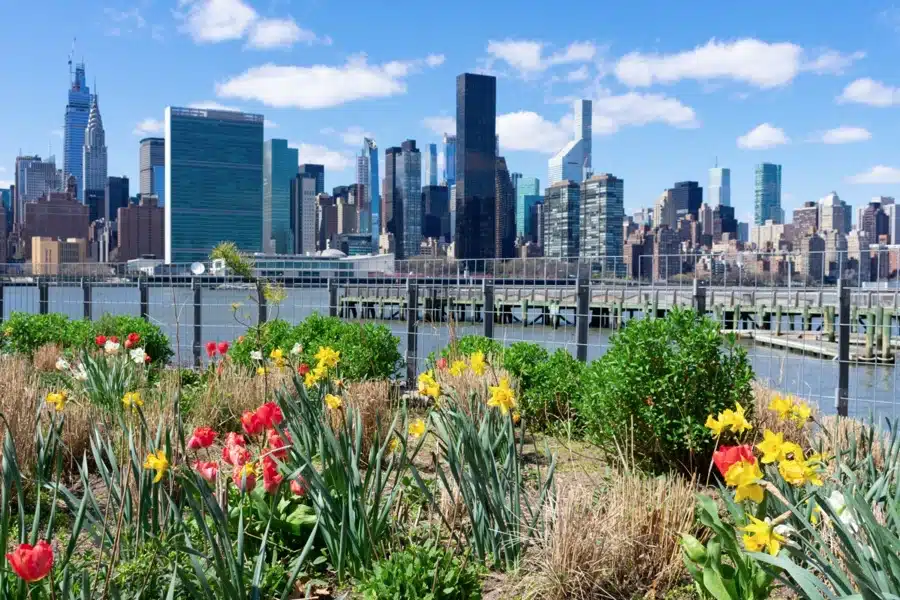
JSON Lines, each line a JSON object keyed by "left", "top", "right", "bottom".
{"left": 3, "top": 0, "right": 900, "bottom": 225}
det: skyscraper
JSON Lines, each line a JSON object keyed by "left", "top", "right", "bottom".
{"left": 671, "top": 181, "right": 703, "bottom": 220}
{"left": 290, "top": 174, "right": 317, "bottom": 255}
{"left": 82, "top": 94, "right": 107, "bottom": 197}
{"left": 443, "top": 134, "right": 456, "bottom": 186}
{"left": 545, "top": 180, "right": 580, "bottom": 259}
{"left": 357, "top": 138, "right": 379, "bottom": 242}
{"left": 516, "top": 177, "right": 541, "bottom": 240}
{"left": 495, "top": 157, "right": 516, "bottom": 258}
{"left": 0, "top": 188, "right": 10, "bottom": 233}
{"left": 16, "top": 156, "right": 62, "bottom": 225}
{"left": 118, "top": 194, "right": 164, "bottom": 261}
{"left": 580, "top": 174, "right": 624, "bottom": 274}
{"left": 818, "top": 192, "right": 851, "bottom": 234}
{"left": 383, "top": 147, "right": 400, "bottom": 241}
{"left": 455, "top": 73, "right": 497, "bottom": 261}
{"left": 548, "top": 99, "right": 592, "bottom": 185}
{"left": 299, "top": 164, "right": 324, "bottom": 195}
{"left": 263, "top": 139, "right": 299, "bottom": 254}
{"left": 164, "top": 106, "right": 263, "bottom": 263}
{"left": 105, "top": 176, "right": 130, "bottom": 223}
{"left": 424, "top": 143, "right": 438, "bottom": 186}
{"left": 708, "top": 167, "right": 731, "bottom": 207}
{"left": 754, "top": 163, "right": 782, "bottom": 225}
{"left": 139, "top": 137, "right": 165, "bottom": 203}
{"left": 63, "top": 62, "right": 91, "bottom": 202}
{"left": 396, "top": 140, "right": 422, "bottom": 259}
{"left": 421, "top": 185, "right": 450, "bottom": 241}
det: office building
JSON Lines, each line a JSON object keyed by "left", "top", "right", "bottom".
{"left": 443, "top": 134, "right": 456, "bottom": 186}
{"left": 164, "top": 106, "right": 263, "bottom": 263}
{"left": 544, "top": 180, "right": 580, "bottom": 259}
{"left": 653, "top": 226, "right": 681, "bottom": 281}
{"left": 289, "top": 174, "right": 317, "bottom": 255}
{"left": 336, "top": 197, "right": 357, "bottom": 235}
{"left": 16, "top": 156, "right": 62, "bottom": 224}
{"left": 818, "top": 192, "right": 851, "bottom": 234}
{"left": 0, "top": 188, "right": 10, "bottom": 234}
{"left": 737, "top": 222, "right": 749, "bottom": 243}
{"left": 699, "top": 203, "right": 714, "bottom": 236}
{"left": 332, "top": 233, "right": 373, "bottom": 256}
{"left": 655, "top": 189, "right": 677, "bottom": 229}
{"left": 139, "top": 138, "right": 165, "bottom": 201}
{"left": 633, "top": 207, "right": 653, "bottom": 227}
{"left": 793, "top": 201, "right": 819, "bottom": 236}
{"left": 548, "top": 99, "right": 592, "bottom": 185}
{"left": 422, "top": 185, "right": 450, "bottom": 242}
{"left": 314, "top": 193, "right": 336, "bottom": 251}
{"left": 821, "top": 229, "right": 848, "bottom": 280}
{"left": 886, "top": 204, "right": 900, "bottom": 244}
{"left": 105, "top": 176, "right": 129, "bottom": 223}
{"left": 357, "top": 138, "right": 379, "bottom": 241}
{"left": 516, "top": 176, "right": 541, "bottom": 241}
{"left": 82, "top": 94, "right": 107, "bottom": 200}
{"left": 118, "top": 194, "right": 164, "bottom": 261}
{"left": 796, "top": 233, "right": 825, "bottom": 282}
{"left": 23, "top": 188, "right": 89, "bottom": 260}
{"left": 580, "top": 173, "right": 624, "bottom": 274}
{"left": 263, "top": 139, "right": 298, "bottom": 254}
{"left": 531, "top": 201, "right": 545, "bottom": 247}
{"left": 32, "top": 237, "right": 88, "bottom": 275}
{"left": 396, "top": 140, "right": 422, "bottom": 259}
{"left": 424, "top": 143, "right": 438, "bottom": 186}
{"left": 671, "top": 181, "right": 703, "bottom": 220}
{"left": 382, "top": 147, "right": 400, "bottom": 242}
{"left": 754, "top": 163, "right": 782, "bottom": 225}
{"left": 299, "top": 164, "right": 324, "bottom": 195}
{"left": 455, "top": 73, "right": 497, "bottom": 261}
{"left": 750, "top": 220, "right": 794, "bottom": 252}
{"left": 63, "top": 62, "right": 91, "bottom": 201}
{"left": 708, "top": 167, "right": 731, "bottom": 207}
{"left": 495, "top": 157, "right": 516, "bottom": 258}
{"left": 859, "top": 201, "right": 889, "bottom": 243}
{"left": 86, "top": 190, "right": 105, "bottom": 223}
{"left": 712, "top": 204, "right": 737, "bottom": 242}
{"left": 847, "top": 230, "right": 871, "bottom": 282}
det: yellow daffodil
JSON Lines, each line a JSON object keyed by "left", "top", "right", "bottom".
{"left": 705, "top": 414, "right": 726, "bottom": 437}
{"left": 469, "top": 351, "right": 487, "bottom": 375}
{"left": 256, "top": 366, "right": 269, "bottom": 376}
{"left": 741, "top": 516, "right": 785, "bottom": 556}
{"left": 143, "top": 449, "right": 169, "bottom": 483}
{"left": 270, "top": 348, "right": 283, "bottom": 360}
{"left": 780, "top": 442, "right": 804, "bottom": 461}
{"left": 802, "top": 453, "right": 825, "bottom": 487}
{"left": 417, "top": 371, "right": 441, "bottom": 399}
{"left": 488, "top": 377, "right": 517, "bottom": 415}
{"left": 314, "top": 346, "right": 340, "bottom": 369}
{"left": 724, "top": 402, "right": 753, "bottom": 434}
{"left": 324, "top": 393, "right": 342, "bottom": 410}
{"left": 408, "top": 418, "right": 426, "bottom": 439}
{"left": 449, "top": 360, "right": 467, "bottom": 377}
{"left": 305, "top": 364, "right": 328, "bottom": 387}
{"left": 768, "top": 395, "right": 793, "bottom": 419}
{"left": 388, "top": 437, "right": 400, "bottom": 453}
{"left": 756, "top": 429, "right": 785, "bottom": 464}
{"left": 45, "top": 391, "right": 67, "bottom": 412}
{"left": 724, "top": 459, "right": 765, "bottom": 503}
{"left": 790, "top": 400, "right": 812, "bottom": 426}
{"left": 122, "top": 391, "right": 143, "bottom": 410}
{"left": 778, "top": 459, "right": 808, "bottom": 486}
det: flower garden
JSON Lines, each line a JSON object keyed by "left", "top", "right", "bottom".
{"left": 0, "top": 303, "right": 896, "bottom": 599}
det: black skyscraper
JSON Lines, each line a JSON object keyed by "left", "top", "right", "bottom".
{"left": 455, "top": 73, "right": 497, "bottom": 262}
{"left": 422, "top": 185, "right": 450, "bottom": 241}
{"left": 105, "top": 176, "right": 130, "bottom": 222}
{"left": 299, "top": 164, "right": 325, "bottom": 195}
{"left": 671, "top": 181, "right": 703, "bottom": 221}
{"left": 383, "top": 147, "right": 401, "bottom": 239}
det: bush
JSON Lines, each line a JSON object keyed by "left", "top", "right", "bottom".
{"left": 508, "top": 347, "right": 583, "bottom": 431}
{"left": 356, "top": 540, "right": 483, "bottom": 600}
{"left": 577, "top": 309, "right": 754, "bottom": 473}
{"left": 92, "top": 314, "right": 173, "bottom": 365}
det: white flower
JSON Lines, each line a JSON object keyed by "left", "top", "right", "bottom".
{"left": 290, "top": 343, "right": 302, "bottom": 356}
{"left": 104, "top": 340, "right": 120, "bottom": 354}
{"left": 250, "top": 350, "right": 263, "bottom": 361}
{"left": 826, "top": 490, "right": 859, "bottom": 532}
{"left": 73, "top": 364, "right": 88, "bottom": 381}
{"left": 55, "top": 357, "right": 70, "bottom": 371}
{"left": 130, "top": 347, "right": 147, "bottom": 365}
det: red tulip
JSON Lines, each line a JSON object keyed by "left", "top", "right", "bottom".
{"left": 221, "top": 444, "right": 250, "bottom": 467}
{"left": 232, "top": 465, "right": 257, "bottom": 493}
{"left": 261, "top": 456, "right": 283, "bottom": 494}
{"left": 267, "top": 428, "right": 292, "bottom": 459}
{"left": 241, "top": 411, "right": 264, "bottom": 436}
{"left": 205, "top": 341, "right": 217, "bottom": 358}
{"left": 110, "top": 336, "right": 119, "bottom": 343}
{"left": 127, "top": 332, "right": 140, "bottom": 345}
{"left": 144, "top": 354, "right": 151, "bottom": 363}
{"left": 5, "top": 540, "right": 54, "bottom": 583}
{"left": 217, "top": 341, "right": 230, "bottom": 355}
{"left": 192, "top": 460, "right": 218, "bottom": 482}
{"left": 95, "top": 335, "right": 107, "bottom": 346}
{"left": 290, "top": 476, "right": 308, "bottom": 497}
{"left": 436, "top": 357, "right": 448, "bottom": 370}
{"left": 712, "top": 444, "right": 756, "bottom": 477}
{"left": 224, "top": 432, "right": 246, "bottom": 448}
{"left": 298, "top": 363, "right": 310, "bottom": 375}
{"left": 187, "top": 426, "right": 216, "bottom": 450}
{"left": 255, "top": 402, "right": 283, "bottom": 428}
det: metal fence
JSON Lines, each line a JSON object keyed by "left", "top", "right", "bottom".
{"left": 1, "top": 252, "right": 898, "bottom": 422}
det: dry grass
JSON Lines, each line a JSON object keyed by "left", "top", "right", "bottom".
{"left": 751, "top": 383, "right": 815, "bottom": 449}
{"left": 33, "top": 343, "right": 62, "bottom": 372}
{"left": 185, "top": 362, "right": 293, "bottom": 429}
{"left": 520, "top": 471, "right": 697, "bottom": 600}
{"left": 434, "top": 365, "right": 512, "bottom": 416}
{"left": 814, "top": 415, "right": 886, "bottom": 472}
{"left": 329, "top": 379, "right": 396, "bottom": 458}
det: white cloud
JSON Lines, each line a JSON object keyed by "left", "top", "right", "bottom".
{"left": 218, "top": 55, "right": 441, "bottom": 109}
{"left": 177, "top": 0, "right": 324, "bottom": 49}
{"left": 591, "top": 90, "right": 698, "bottom": 133}
{"left": 0, "top": 180, "right": 12, "bottom": 189}
{"left": 816, "top": 126, "right": 871, "bottom": 144}
{"left": 104, "top": 7, "right": 146, "bottom": 36}
{"left": 847, "top": 165, "right": 900, "bottom": 184}
{"left": 422, "top": 116, "right": 456, "bottom": 136}
{"left": 425, "top": 54, "right": 446, "bottom": 67}
{"left": 485, "top": 39, "right": 598, "bottom": 77}
{"left": 133, "top": 118, "right": 164, "bottom": 135}
{"left": 51, "top": 129, "right": 63, "bottom": 138}
{"left": 838, "top": 78, "right": 900, "bottom": 107}
{"left": 615, "top": 39, "right": 862, "bottom": 89}
{"left": 565, "top": 66, "right": 590, "bottom": 82}
{"left": 737, "top": 123, "right": 789, "bottom": 149}
{"left": 497, "top": 112, "right": 570, "bottom": 153}
{"left": 320, "top": 126, "right": 373, "bottom": 146}
{"left": 294, "top": 143, "right": 352, "bottom": 171}
{"left": 188, "top": 101, "right": 242, "bottom": 111}
{"left": 264, "top": 119, "right": 277, "bottom": 128}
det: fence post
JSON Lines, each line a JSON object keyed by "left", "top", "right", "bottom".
{"left": 836, "top": 281, "right": 850, "bottom": 417}
{"left": 328, "top": 279, "right": 338, "bottom": 318}
{"left": 82, "top": 280, "right": 92, "bottom": 320}
{"left": 257, "top": 281, "right": 267, "bottom": 324}
{"left": 39, "top": 281, "right": 49, "bottom": 315}
{"left": 406, "top": 279, "right": 418, "bottom": 385}
{"left": 482, "top": 280, "right": 494, "bottom": 339}
{"left": 576, "top": 275, "right": 589, "bottom": 362}
{"left": 193, "top": 282, "right": 202, "bottom": 368}
{"left": 139, "top": 281, "right": 149, "bottom": 321}
{"left": 0, "top": 284, "right": 4, "bottom": 324}
{"left": 692, "top": 279, "right": 706, "bottom": 317}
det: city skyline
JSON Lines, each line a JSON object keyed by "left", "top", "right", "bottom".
{"left": 3, "top": 1, "right": 900, "bottom": 227}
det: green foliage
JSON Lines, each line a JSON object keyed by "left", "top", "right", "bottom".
{"left": 92, "top": 313, "right": 173, "bottom": 365}
{"left": 356, "top": 540, "right": 482, "bottom": 600}
{"left": 431, "top": 335, "right": 504, "bottom": 364}
{"left": 577, "top": 309, "right": 754, "bottom": 472}
{"left": 210, "top": 241, "right": 254, "bottom": 279}
{"left": 499, "top": 342, "right": 548, "bottom": 383}
{"left": 506, "top": 346, "right": 583, "bottom": 431}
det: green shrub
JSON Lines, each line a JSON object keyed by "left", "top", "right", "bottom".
{"left": 500, "top": 342, "right": 548, "bottom": 383}
{"left": 2, "top": 312, "right": 93, "bottom": 355}
{"left": 92, "top": 313, "right": 173, "bottom": 365}
{"left": 356, "top": 540, "right": 483, "bottom": 600}
{"left": 430, "top": 335, "right": 504, "bottom": 365}
{"left": 577, "top": 309, "right": 754, "bottom": 473}
{"left": 515, "top": 348, "right": 583, "bottom": 431}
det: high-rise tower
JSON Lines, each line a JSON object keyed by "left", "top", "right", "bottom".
{"left": 82, "top": 93, "right": 108, "bottom": 199}
{"left": 708, "top": 166, "right": 731, "bottom": 207}
{"left": 548, "top": 99, "right": 592, "bottom": 185}
{"left": 140, "top": 138, "right": 165, "bottom": 204}
{"left": 754, "top": 163, "right": 782, "bottom": 225}
{"left": 357, "top": 138, "right": 379, "bottom": 243}
{"left": 63, "top": 61, "right": 91, "bottom": 202}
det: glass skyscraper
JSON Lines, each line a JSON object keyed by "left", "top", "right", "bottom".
{"left": 263, "top": 139, "right": 299, "bottom": 254}
{"left": 357, "top": 138, "right": 379, "bottom": 243}
{"left": 164, "top": 106, "right": 264, "bottom": 263}
{"left": 397, "top": 140, "right": 422, "bottom": 259}
{"left": 516, "top": 176, "right": 541, "bottom": 239}
{"left": 708, "top": 167, "right": 730, "bottom": 207}
{"left": 424, "top": 143, "right": 438, "bottom": 186}
{"left": 140, "top": 138, "right": 165, "bottom": 197}
{"left": 443, "top": 134, "right": 456, "bottom": 186}
{"left": 455, "top": 73, "right": 497, "bottom": 261}
{"left": 580, "top": 174, "right": 624, "bottom": 275}
{"left": 63, "top": 63, "right": 91, "bottom": 202}
{"left": 299, "top": 164, "right": 324, "bottom": 195}
{"left": 754, "top": 163, "right": 782, "bottom": 225}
